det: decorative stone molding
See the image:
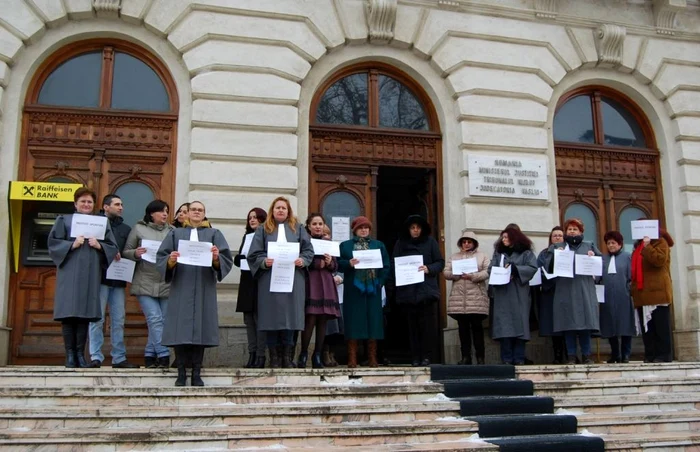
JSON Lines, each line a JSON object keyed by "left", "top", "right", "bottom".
{"left": 534, "top": 0, "right": 557, "bottom": 19}
{"left": 437, "top": 0, "right": 460, "bottom": 10}
{"left": 93, "top": 0, "right": 121, "bottom": 12}
{"left": 596, "top": 24, "right": 626, "bottom": 67}
{"left": 365, "top": 0, "right": 398, "bottom": 44}
{"left": 653, "top": 0, "right": 687, "bottom": 35}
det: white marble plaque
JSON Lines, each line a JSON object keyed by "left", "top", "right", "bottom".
{"left": 468, "top": 155, "right": 548, "bottom": 200}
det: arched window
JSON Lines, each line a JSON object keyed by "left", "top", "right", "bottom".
{"left": 314, "top": 68, "right": 431, "bottom": 131}
{"left": 115, "top": 182, "right": 156, "bottom": 228}
{"left": 554, "top": 86, "right": 663, "bottom": 250}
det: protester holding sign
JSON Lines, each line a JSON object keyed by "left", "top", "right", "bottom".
{"left": 123, "top": 200, "right": 174, "bottom": 369}
{"left": 444, "top": 231, "right": 490, "bottom": 365}
{"left": 338, "top": 216, "right": 390, "bottom": 368}
{"left": 156, "top": 201, "right": 233, "bottom": 386}
{"left": 296, "top": 214, "right": 341, "bottom": 369}
{"left": 631, "top": 227, "right": 675, "bottom": 363}
{"left": 535, "top": 227, "right": 567, "bottom": 364}
{"left": 489, "top": 227, "right": 538, "bottom": 365}
{"left": 544, "top": 218, "right": 602, "bottom": 364}
{"left": 599, "top": 231, "right": 635, "bottom": 364}
{"left": 49, "top": 187, "right": 118, "bottom": 368}
{"left": 392, "top": 215, "right": 444, "bottom": 366}
{"left": 233, "top": 207, "right": 267, "bottom": 369}
{"left": 247, "top": 197, "right": 314, "bottom": 369}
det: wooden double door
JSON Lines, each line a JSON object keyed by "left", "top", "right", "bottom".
{"left": 9, "top": 107, "right": 176, "bottom": 364}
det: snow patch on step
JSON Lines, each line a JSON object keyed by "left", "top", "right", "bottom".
{"left": 579, "top": 429, "right": 603, "bottom": 437}
{"left": 556, "top": 408, "right": 583, "bottom": 415}
{"left": 320, "top": 377, "right": 363, "bottom": 385}
{"left": 435, "top": 416, "right": 468, "bottom": 421}
{"left": 425, "top": 393, "right": 451, "bottom": 401}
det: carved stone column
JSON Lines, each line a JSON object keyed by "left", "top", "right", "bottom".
{"left": 365, "top": 0, "right": 398, "bottom": 45}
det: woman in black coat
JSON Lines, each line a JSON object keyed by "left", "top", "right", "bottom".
{"left": 393, "top": 215, "right": 445, "bottom": 366}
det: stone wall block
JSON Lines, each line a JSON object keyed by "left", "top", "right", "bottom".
{"left": 677, "top": 162, "right": 700, "bottom": 188}
{"left": 1, "top": 0, "right": 45, "bottom": 42}
{"left": 29, "top": 0, "right": 69, "bottom": 27}
{"left": 446, "top": 66, "right": 553, "bottom": 103}
{"left": 64, "top": 0, "right": 94, "bottom": 19}
{"left": 567, "top": 27, "right": 597, "bottom": 68}
{"left": 119, "top": 0, "right": 151, "bottom": 24}
{"left": 334, "top": 0, "right": 369, "bottom": 43}
{"left": 169, "top": 10, "right": 326, "bottom": 60}
{"left": 675, "top": 117, "right": 700, "bottom": 140}
{"left": 192, "top": 99, "right": 298, "bottom": 130}
{"left": 677, "top": 141, "right": 700, "bottom": 163}
{"left": 462, "top": 202, "right": 554, "bottom": 234}
{"left": 392, "top": 4, "right": 422, "bottom": 49}
{"left": 595, "top": 24, "right": 626, "bottom": 68}
{"left": 681, "top": 193, "right": 700, "bottom": 213}
{"left": 143, "top": 0, "right": 190, "bottom": 36}
{"left": 653, "top": 64, "right": 700, "bottom": 100}
{"left": 0, "top": 61, "right": 8, "bottom": 86}
{"left": 666, "top": 91, "right": 700, "bottom": 118}
{"left": 460, "top": 121, "right": 548, "bottom": 151}
{"left": 638, "top": 39, "right": 700, "bottom": 89}
{"left": 620, "top": 35, "right": 643, "bottom": 74}
{"left": 365, "top": 0, "right": 398, "bottom": 44}
{"left": 191, "top": 71, "right": 301, "bottom": 103}
{"left": 183, "top": 40, "right": 311, "bottom": 82}
{"left": 457, "top": 95, "right": 548, "bottom": 126}
{"left": 190, "top": 128, "right": 297, "bottom": 162}
{"left": 189, "top": 160, "right": 298, "bottom": 192}
{"left": 188, "top": 190, "right": 297, "bottom": 222}
{"left": 0, "top": 26, "right": 24, "bottom": 63}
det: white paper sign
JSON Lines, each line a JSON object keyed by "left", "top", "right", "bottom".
{"left": 177, "top": 240, "right": 213, "bottom": 267}
{"left": 631, "top": 220, "right": 659, "bottom": 240}
{"left": 353, "top": 249, "right": 383, "bottom": 269}
{"left": 270, "top": 260, "right": 295, "bottom": 292}
{"left": 595, "top": 284, "right": 605, "bottom": 304}
{"left": 452, "top": 258, "right": 479, "bottom": 275}
{"left": 310, "top": 238, "right": 341, "bottom": 257}
{"left": 106, "top": 258, "right": 136, "bottom": 283}
{"left": 575, "top": 255, "right": 603, "bottom": 276}
{"left": 394, "top": 255, "right": 425, "bottom": 287}
{"left": 332, "top": 217, "right": 351, "bottom": 242}
{"left": 240, "top": 233, "right": 255, "bottom": 271}
{"left": 70, "top": 214, "right": 107, "bottom": 240}
{"left": 543, "top": 267, "right": 556, "bottom": 280}
{"left": 268, "top": 242, "right": 300, "bottom": 261}
{"left": 140, "top": 239, "right": 161, "bottom": 264}
{"left": 553, "top": 249, "right": 575, "bottom": 278}
{"left": 489, "top": 266, "right": 512, "bottom": 285}
{"left": 529, "top": 268, "right": 542, "bottom": 286}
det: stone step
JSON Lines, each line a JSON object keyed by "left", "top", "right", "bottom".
{"left": 0, "top": 400, "right": 461, "bottom": 428}
{"left": 442, "top": 379, "right": 534, "bottom": 398}
{"left": 601, "top": 431, "right": 700, "bottom": 450}
{"left": 0, "top": 366, "right": 431, "bottom": 387}
{"left": 0, "top": 419, "right": 481, "bottom": 449}
{"left": 516, "top": 362, "right": 700, "bottom": 382}
{"left": 574, "top": 410, "right": 700, "bottom": 435}
{"left": 552, "top": 392, "right": 700, "bottom": 414}
{"left": 0, "top": 383, "right": 444, "bottom": 407}
{"left": 533, "top": 376, "right": 700, "bottom": 397}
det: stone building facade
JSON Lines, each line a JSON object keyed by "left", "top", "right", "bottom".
{"left": 0, "top": 0, "right": 699, "bottom": 365}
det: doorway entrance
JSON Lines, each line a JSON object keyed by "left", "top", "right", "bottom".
{"left": 309, "top": 63, "right": 444, "bottom": 364}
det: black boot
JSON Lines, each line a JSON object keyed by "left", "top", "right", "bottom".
{"left": 75, "top": 322, "right": 89, "bottom": 368}
{"left": 191, "top": 346, "right": 205, "bottom": 387}
{"left": 457, "top": 355, "right": 472, "bottom": 365}
{"left": 269, "top": 346, "right": 281, "bottom": 369}
{"left": 174, "top": 346, "right": 187, "bottom": 386}
{"left": 311, "top": 351, "right": 324, "bottom": 369}
{"left": 296, "top": 351, "right": 308, "bottom": 368}
{"left": 244, "top": 353, "right": 256, "bottom": 369}
{"left": 252, "top": 355, "right": 266, "bottom": 368}
{"left": 552, "top": 337, "right": 565, "bottom": 364}
{"left": 62, "top": 323, "right": 77, "bottom": 369}
{"left": 281, "top": 346, "right": 293, "bottom": 368}
{"left": 144, "top": 357, "right": 158, "bottom": 368}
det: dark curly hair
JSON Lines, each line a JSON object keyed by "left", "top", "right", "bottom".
{"left": 496, "top": 227, "right": 533, "bottom": 254}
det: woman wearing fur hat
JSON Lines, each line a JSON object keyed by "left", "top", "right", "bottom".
{"left": 444, "top": 231, "right": 490, "bottom": 365}
{"left": 393, "top": 215, "right": 444, "bottom": 366}
{"left": 338, "top": 216, "right": 390, "bottom": 368}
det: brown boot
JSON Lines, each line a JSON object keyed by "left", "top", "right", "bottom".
{"left": 368, "top": 340, "right": 378, "bottom": 368}
{"left": 329, "top": 351, "right": 339, "bottom": 367}
{"left": 347, "top": 340, "right": 358, "bottom": 368}
{"left": 322, "top": 347, "right": 333, "bottom": 367}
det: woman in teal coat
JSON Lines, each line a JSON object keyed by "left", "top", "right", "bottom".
{"left": 338, "top": 216, "right": 390, "bottom": 368}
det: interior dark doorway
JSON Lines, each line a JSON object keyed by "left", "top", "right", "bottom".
{"left": 376, "top": 166, "right": 443, "bottom": 365}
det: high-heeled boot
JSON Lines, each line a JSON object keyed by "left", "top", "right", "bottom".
{"left": 311, "top": 351, "right": 324, "bottom": 369}
{"left": 269, "top": 346, "right": 281, "bottom": 369}
{"left": 296, "top": 350, "right": 308, "bottom": 369}
{"left": 367, "top": 340, "right": 378, "bottom": 368}
{"left": 62, "top": 323, "right": 77, "bottom": 368}
{"left": 74, "top": 322, "right": 90, "bottom": 368}
{"left": 191, "top": 346, "right": 205, "bottom": 387}
{"left": 174, "top": 346, "right": 187, "bottom": 386}
{"left": 347, "top": 340, "right": 358, "bottom": 368}
{"left": 244, "top": 353, "right": 256, "bottom": 369}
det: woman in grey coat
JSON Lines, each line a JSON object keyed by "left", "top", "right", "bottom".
{"left": 247, "top": 196, "right": 314, "bottom": 368}
{"left": 600, "top": 230, "right": 635, "bottom": 363}
{"left": 123, "top": 200, "right": 174, "bottom": 368}
{"left": 543, "top": 218, "right": 602, "bottom": 364}
{"left": 489, "top": 226, "right": 538, "bottom": 365}
{"left": 156, "top": 201, "right": 233, "bottom": 386}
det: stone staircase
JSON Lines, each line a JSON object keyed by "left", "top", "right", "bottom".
{"left": 518, "top": 362, "right": 700, "bottom": 451}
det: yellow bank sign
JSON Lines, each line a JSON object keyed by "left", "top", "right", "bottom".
{"left": 9, "top": 181, "right": 82, "bottom": 201}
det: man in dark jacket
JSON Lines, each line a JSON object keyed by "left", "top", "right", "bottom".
{"left": 88, "top": 194, "right": 139, "bottom": 368}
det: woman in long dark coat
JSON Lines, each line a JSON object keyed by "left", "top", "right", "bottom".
{"left": 393, "top": 215, "right": 444, "bottom": 366}
{"left": 49, "top": 187, "right": 118, "bottom": 368}
{"left": 489, "top": 226, "right": 538, "bottom": 365}
{"left": 296, "top": 213, "right": 341, "bottom": 368}
{"left": 234, "top": 207, "right": 267, "bottom": 369}
{"left": 156, "top": 201, "right": 233, "bottom": 386}
{"left": 536, "top": 226, "right": 567, "bottom": 363}
{"left": 543, "top": 218, "right": 602, "bottom": 364}
{"left": 338, "top": 216, "right": 390, "bottom": 368}
{"left": 247, "top": 197, "right": 314, "bottom": 368}
{"left": 600, "top": 230, "right": 635, "bottom": 363}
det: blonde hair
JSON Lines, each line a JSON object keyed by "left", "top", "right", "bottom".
{"left": 264, "top": 196, "right": 297, "bottom": 234}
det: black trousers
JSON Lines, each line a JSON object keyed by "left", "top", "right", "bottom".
{"left": 451, "top": 314, "right": 486, "bottom": 359}
{"left": 404, "top": 302, "right": 436, "bottom": 361}
{"left": 638, "top": 306, "right": 673, "bottom": 362}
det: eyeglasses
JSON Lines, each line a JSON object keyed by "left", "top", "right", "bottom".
{"left": 189, "top": 208, "right": 205, "bottom": 213}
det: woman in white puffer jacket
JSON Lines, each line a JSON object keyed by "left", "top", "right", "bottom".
{"left": 444, "top": 231, "right": 490, "bottom": 365}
